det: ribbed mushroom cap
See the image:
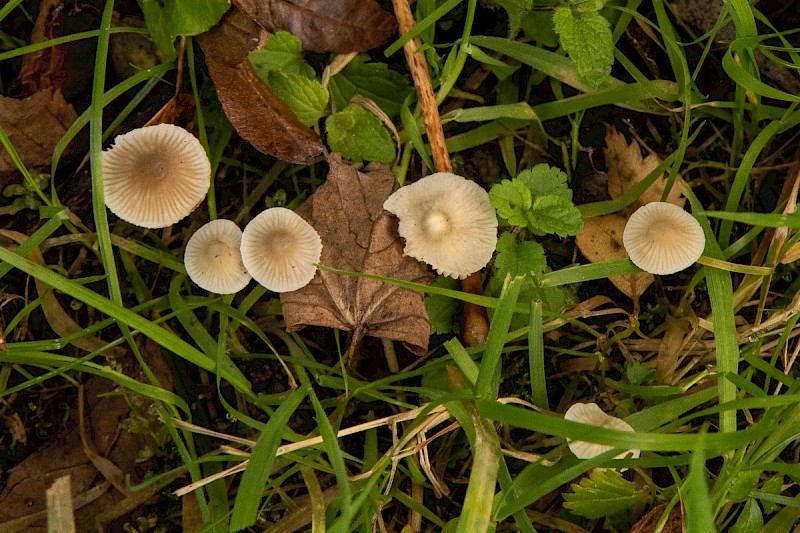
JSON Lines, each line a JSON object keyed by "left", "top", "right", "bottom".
{"left": 184, "top": 219, "right": 251, "bottom": 294}
{"left": 102, "top": 124, "right": 210, "bottom": 228}
{"left": 564, "top": 402, "right": 640, "bottom": 461}
{"left": 383, "top": 172, "right": 498, "bottom": 279}
{"left": 240, "top": 207, "right": 322, "bottom": 293}
{"left": 623, "top": 202, "right": 705, "bottom": 275}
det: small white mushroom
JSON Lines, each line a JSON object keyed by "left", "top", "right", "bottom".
{"left": 102, "top": 123, "right": 211, "bottom": 228}
{"left": 564, "top": 402, "right": 640, "bottom": 461}
{"left": 240, "top": 207, "right": 322, "bottom": 293}
{"left": 383, "top": 172, "right": 498, "bottom": 279}
{"left": 184, "top": 219, "right": 251, "bottom": 294}
{"left": 623, "top": 201, "right": 705, "bottom": 275}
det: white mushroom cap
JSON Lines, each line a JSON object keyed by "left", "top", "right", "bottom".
{"left": 184, "top": 219, "right": 251, "bottom": 294}
{"left": 102, "top": 124, "right": 211, "bottom": 228}
{"left": 240, "top": 207, "right": 322, "bottom": 292}
{"left": 623, "top": 202, "right": 705, "bottom": 275}
{"left": 383, "top": 172, "right": 498, "bottom": 279}
{"left": 564, "top": 402, "right": 640, "bottom": 461}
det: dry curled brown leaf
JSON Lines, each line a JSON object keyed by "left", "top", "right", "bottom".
{"left": 575, "top": 126, "right": 686, "bottom": 301}
{"left": 281, "top": 154, "right": 432, "bottom": 358}
{"left": 197, "top": 10, "right": 324, "bottom": 164}
{"left": 234, "top": 0, "right": 396, "bottom": 53}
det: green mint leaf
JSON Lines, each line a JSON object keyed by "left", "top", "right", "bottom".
{"left": 489, "top": 179, "right": 532, "bottom": 227}
{"left": 493, "top": 0, "right": 534, "bottom": 36}
{"left": 425, "top": 276, "right": 460, "bottom": 335}
{"left": 527, "top": 195, "right": 584, "bottom": 237}
{"left": 266, "top": 72, "right": 328, "bottom": 126}
{"left": 563, "top": 469, "right": 646, "bottom": 519}
{"left": 553, "top": 7, "right": 614, "bottom": 88}
{"left": 518, "top": 163, "right": 572, "bottom": 201}
{"left": 495, "top": 233, "right": 547, "bottom": 279}
{"left": 326, "top": 104, "right": 396, "bottom": 164}
{"left": 249, "top": 31, "right": 316, "bottom": 79}
{"left": 138, "top": 0, "right": 230, "bottom": 56}
{"left": 329, "top": 54, "right": 413, "bottom": 120}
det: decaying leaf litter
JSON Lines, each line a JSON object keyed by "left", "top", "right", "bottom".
{"left": 2, "top": 0, "right": 800, "bottom": 531}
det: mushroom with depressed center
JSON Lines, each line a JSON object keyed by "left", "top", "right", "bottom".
{"left": 240, "top": 207, "right": 322, "bottom": 293}
{"left": 383, "top": 172, "right": 498, "bottom": 279}
{"left": 102, "top": 123, "right": 211, "bottom": 229}
{"left": 623, "top": 201, "right": 705, "bottom": 275}
{"left": 184, "top": 219, "right": 251, "bottom": 294}
{"left": 564, "top": 402, "right": 640, "bottom": 462}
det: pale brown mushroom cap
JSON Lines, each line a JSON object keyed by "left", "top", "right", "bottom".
{"left": 623, "top": 202, "right": 705, "bottom": 275}
{"left": 102, "top": 124, "right": 211, "bottom": 228}
{"left": 184, "top": 219, "right": 251, "bottom": 294}
{"left": 240, "top": 207, "right": 322, "bottom": 293}
{"left": 564, "top": 402, "right": 640, "bottom": 461}
{"left": 383, "top": 172, "right": 498, "bottom": 279}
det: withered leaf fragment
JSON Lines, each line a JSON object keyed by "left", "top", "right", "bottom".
{"left": 233, "top": 0, "right": 396, "bottom": 53}
{"left": 197, "top": 10, "right": 324, "bottom": 164}
{"left": 281, "top": 154, "right": 432, "bottom": 355}
{"left": 0, "top": 87, "right": 77, "bottom": 173}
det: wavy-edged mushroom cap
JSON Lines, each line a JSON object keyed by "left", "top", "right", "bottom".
{"left": 240, "top": 207, "right": 322, "bottom": 293}
{"left": 103, "top": 124, "right": 210, "bottom": 228}
{"left": 184, "top": 219, "right": 251, "bottom": 294}
{"left": 383, "top": 172, "right": 498, "bottom": 279}
{"left": 564, "top": 402, "right": 640, "bottom": 461}
{"left": 623, "top": 202, "right": 705, "bottom": 275}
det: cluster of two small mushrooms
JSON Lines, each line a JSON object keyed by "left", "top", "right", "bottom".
{"left": 101, "top": 124, "right": 499, "bottom": 294}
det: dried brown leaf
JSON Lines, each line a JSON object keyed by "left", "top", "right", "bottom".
{"left": 197, "top": 10, "right": 324, "bottom": 164}
{"left": 0, "top": 88, "right": 77, "bottom": 173}
{"left": 604, "top": 125, "right": 684, "bottom": 207}
{"left": 0, "top": 340, "right": 172, "bottom": 531}
{"left": 233, "top": 0, "right": 396, "bottom": 53}
{"left": 574, "top": 213, "right": 654, "bottom": 301}
{"left": 281, "top": 154, "right": 432, "bottom": 355}
{"left": 630, "top": 503, "right": 683, "bottom": 533}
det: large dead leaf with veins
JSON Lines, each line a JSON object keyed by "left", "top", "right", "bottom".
{"left": 575, "top": 126, "right": 686, "bottom": 300}
{"left": 197, "top": 9, "right": 324, "bottom": 164}
{"left": 233, "top": 0, "right": 396, "bottom": 53}
{"left": 281, "top": 154, "right": 432, "bottom": 355}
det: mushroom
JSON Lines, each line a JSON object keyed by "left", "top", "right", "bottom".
{"left": 240, "top": 207, "right": 322, "bottom": 292}
{"left": 622, "top": 201, "right": 705, "bottom": 275}
{"left": 184, "top": 219, "right": 251, "bottom": 294}
{"left": 102, "top": 123, "right": 210, "bottom": 228}
{"left": 383, "top": 172, "right": 498, "bottom": 279}
{"left": 564, "top": 402, "right": 640, "bottom": 462}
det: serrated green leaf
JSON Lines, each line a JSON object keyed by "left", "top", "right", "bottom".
{"left": 494, "top": 0, "right": 534, "bottom": 36}
{"left": 138, "top": 0, "right": 230, "bottom": 56}
{"left": 517, "top": 163, "right": 572, "bottom": 201}
{"left": 267, "top": 72, "right": 328, "bottom": 126}
{"left": 329, "top": 54, "right": 413, "bottom": 119}
{"left": 249, "top": 31, "right": 315, "bottom": 79}
{"left": 527, "top": 195, "right": 584, "bottom": 237}
{"left": 563, "top": 469, "right": 646, "bottom": 519}
{"left": 326, "top": 104, "right": 395, "bottom": 164}
{"left": 495, "top": 233, "right": 547, "bottom": 279}
{"left": 425, "top": 276, "right": 460, "bottom": 335}
{"left": 625, "top": 361, "right": 655, "bottom": 385}
{"left": 552, "top": 7, "right": 614, "bottom": 88}
{"left": 489, "top": 179, "right": 531, "bottom": 227}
